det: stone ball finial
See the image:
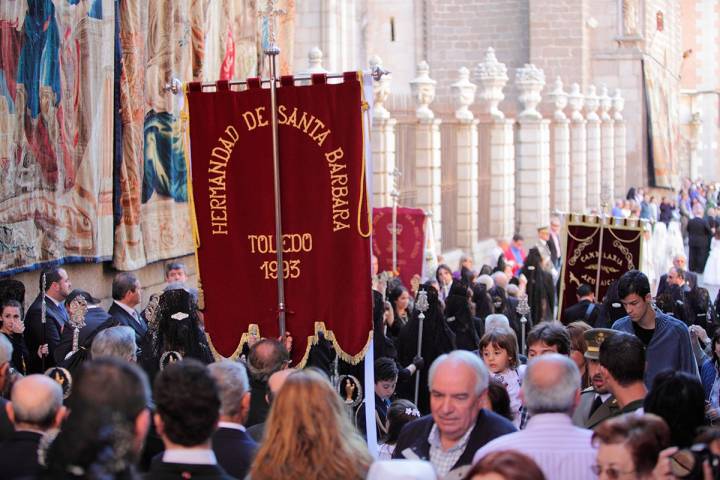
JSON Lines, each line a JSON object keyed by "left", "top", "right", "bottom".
{"left": 515, "top": 63, "right": 546, "bottom": 120}
{"left": 611, "top": 88, "right": 625, "bottom": 120}
{"left": 584, "top": 84, "right": 599, "bottom": 119}
{"left": 307, "top": 46, "right": 327, "bottom": 73}
{"left": 369, "top": 55, "right": 392, "bottom": 120}
{"left": 548, "top": 76, "right": 568, "bottom": 121}
{"left": 474, "top": 47, "right": 509, "bottom": 120}
{"left": 568, "top": 82, "right": 585, "bottom": 122}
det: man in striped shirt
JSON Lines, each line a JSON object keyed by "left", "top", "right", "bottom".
{"left": 472, "top": 354, "right": 598, "bottom": 479}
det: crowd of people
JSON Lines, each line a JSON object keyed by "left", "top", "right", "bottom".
{"left": 0, "top": 180, "right": 718, "bottom": 479}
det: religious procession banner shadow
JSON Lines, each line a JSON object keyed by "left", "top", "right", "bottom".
{"left": 185, "top": 73, "right": 372, "bottom": 366}
{"left": 558, "top": 215, "right": 644, "bottom": 324}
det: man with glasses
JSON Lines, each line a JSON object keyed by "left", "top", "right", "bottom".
{"left": 612, "top": 270, "right": 698, "bottom": 387}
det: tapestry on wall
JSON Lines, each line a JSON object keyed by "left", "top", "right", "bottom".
{"left": 0, "top": 0, "right": 115, "bottom": 274}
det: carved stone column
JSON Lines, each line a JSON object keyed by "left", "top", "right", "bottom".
{"left": 599, "top": 85, "right": 615, "bottom": 204}
{"left": 548, "top": 77, "right": 570, "bottom": 213}
{"left": 369, "top": 55, "right": 396, "bottom": 208}
{"left": 611, "top": 88, "right": 627, "bottom": 196}
{"left": 451, "top": 67, "right": 479, "bottom": 253}
{"left": 568, "top": 83, "right": 587, "bottom": 213}
{"left": 584, "top": 84, "right": 601, "bottom": 211}
{"left": 410, "top": 61, "right": 443, "bottom": 250}
{"left": 475, "top": 48, "right": 514, "bottom": 240}
{"left": 515, "top": 64, "right": 550, "bottom": 240}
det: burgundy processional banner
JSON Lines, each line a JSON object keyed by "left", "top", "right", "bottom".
{"left": 185, "top": 73, "right": 372, "bottom": 366}
{"left": 372, "top": 207, "right": 426, "bottom": 290}
{"left": 558, "top": 215, "right": 643, "bottom": 324}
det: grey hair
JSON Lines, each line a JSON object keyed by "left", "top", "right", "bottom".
{"left": 523, "top": 353, "right": 581, "bottom": 415}
{"left": 485, "top": 314, "right": 510, "bottom": 333}
{"left": 208, "top": 360, "right": 250, "bottom": 418}
{"left": 506, "top": 284, "right": 520, "bottom": 297}
{"left": 91, "top": 326, "right": 137, "bottom": 362}
{"left": 477, "top": 274, "right": 494, "bottom": 290}
{"left": 428, "top": 350, "right": 489, "bottom": 396}
{"left": 491, "top": 271, "right": 508, "bottom": 288}
{"left": 0, "top": 333, "right": 12, "bottom": 365}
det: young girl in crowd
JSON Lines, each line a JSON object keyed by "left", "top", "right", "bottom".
{"left": 480, "top": 328, "right": 525, "bottom": 427}
{"left": 377, "top": 399, "right": 421, "bottom": 460}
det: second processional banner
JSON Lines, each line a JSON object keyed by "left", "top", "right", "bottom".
{"left": 372, "top": 207, "right": 426, "bottom": 289}
{"left": 558, "top": 215, "right": 643, "bottom": 324}
{"left": 185, "top": 74, "right": 372, "bottom": 365}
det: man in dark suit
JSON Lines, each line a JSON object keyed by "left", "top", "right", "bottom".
{"left": 687, "top": 206, "right": 714, "bottom": 273}
{"left": 25, "top": 267, "right": 72, "bottom": 373}
{"left": 108, "top": 272, "right": 147, "bottom": 347}
{"left": 563, "top": 284, "right": 600, "bottom": 326}
{"left": 392, "top": 351, "right": 515, "bottom": 479}
{"left": 145, "top": 359, "right": 234, "bottom": 480}
{"left": 208, "top": 361, "right": 257, "bottom": 479}
{"left": 0, "top": 374, "right": 66, "bottom": 479}
{"left": 54, "top": 290, "right": 117, "bottom": 364}
{"left": 657, "top": 254, "right": 697, "bottom": 296}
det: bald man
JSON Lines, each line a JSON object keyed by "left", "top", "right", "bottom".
{"left": 246, "top": 368, "right": 297, "bottom": 443}
{"left": 473, "top": 354, "right": 596, "bottom": 479}
{"left": 1, "top": 375, "right": 65, "bottom": 478}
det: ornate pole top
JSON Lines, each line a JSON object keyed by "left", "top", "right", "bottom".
{"left": 260, "top": 0, "right": 286, "bottom": 55}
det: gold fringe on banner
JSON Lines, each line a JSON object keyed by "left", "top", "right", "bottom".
{"left": 206, "top": 322, "right": 373, "bottom": 367}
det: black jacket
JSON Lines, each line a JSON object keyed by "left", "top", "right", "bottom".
{"left": 392, "top": 410, "right": 516, "bottom": 472}
{"left": 0, "top": 430, "right": 43, "bottom": 479}
{"left": 108, "top": 301, "right": 148, "bottom": 347}
{"left": 54, "top": 307, "right": 117, "bottom": 364}
{"left": 143, "top": 457, "right": 236, "bottom": 480}
{"left": 25, "top": 294, "right": 66, "bottom": 373}
{"left": 563, "top": 299, "right": 600, "bottom": 326}
{"left": 687, "top": 217, "right": 713, "bottom": 248}
{"left": 211, "top": 427, "right": 257, "bottom": 480}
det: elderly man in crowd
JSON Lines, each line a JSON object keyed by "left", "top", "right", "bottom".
{"left": 246, "top": 338, "right": 290, "bottom": 427}
{"left": 0, "top": 375, "right": 65, "bottom": 479}
{"left": 208, "top": 360, "right": 257, "bottom": 479}
{"left": 472, "top": 354, "right": 596, "bottom": 479}
{"left": 392, "top": 350, "right": 515, "bottom": 479}
{"left": 91, "top": 325, "right": 138, "bottom": 362}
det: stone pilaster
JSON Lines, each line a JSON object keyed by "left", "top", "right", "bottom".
{"left": 568, "top": 83, "right": 587, "bottom": 213}
{"left": 548, "top": 77, "right": 570, "bottom": 213}
{"left": 410, "top": 61, "right": 442, "bottom": 250}
{"left": 515, "top": 64, "right": 550, "bottom": 240}
{"left": 611, "top": 89, "right": 627, "bottom": 199}
{"left": 451, "top": 67, "right": 479, "bottom": 253}
{"left": 598, "top": 85, "right": 615, "bottom": 205}
{"left": 584, "top": 84, "right": 601, "bottom": 212}
{"left": 369, "top": 56, "right": 396, "bottom": 208}
{"left": 475, "top": 47, "right": 514, "bottom": 240}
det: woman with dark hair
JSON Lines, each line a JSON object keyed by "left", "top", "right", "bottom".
{"left": 446, "top": 282, "right": 481, "bottom": 352}
{"left": 436, "top": 264, "right": 453, "bottom": 303}
{"left": 377, "top": 399, "right": 421, "bottom": 460}
{"left": 139, "top": 289, "right": 214, "bottom": 382}
{"left": 519, "top": 247, "right": 555, "bottom": 324}
{"left": 387, "top": 286, "right": 411, "bottom": 337}
{"left": 396, "top": 283, "right": 456, "bottom": 413}
{"left": 483, "top": 378, "right": 514, "bottom": 423}
{"left": 644, "top": 370, "right": 707, "bottom": 448}
{"left": 464, "top": 450, "right": 546, "bottom": 480}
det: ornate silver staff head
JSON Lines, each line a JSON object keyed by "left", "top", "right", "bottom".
{"left": 516, "top": 293, "right": 531, "bottom": 325}
{"left": 416, "top": 290, "right": 429, "bottom": 320}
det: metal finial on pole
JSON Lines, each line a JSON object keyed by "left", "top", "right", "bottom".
{"left": 516, "top": 293, "right": 531, "bottom": 355}
{"left": 414, "top": 289, "right": 429, "bottom": 406}
{"left": 259, "top": 0, "right": 288, "bottom": 337}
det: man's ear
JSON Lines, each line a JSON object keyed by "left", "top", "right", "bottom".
{"left": 5, "top": 401, "right": 14, "bottom": 425}
{"left": 53, "top": 405, "right": 68, "bottom": 428}
{"left": 153, "top": 413, "right": 164, "bottom": 436}
{"left": 240, "top": 391, "right": 251, "bottom": 425}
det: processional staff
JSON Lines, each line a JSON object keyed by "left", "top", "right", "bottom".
{"left": 390, "top": 168, "right": 402, "bottom": 274}
{"left": 414, "top": 289, "right": 429, "bottom": 406}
